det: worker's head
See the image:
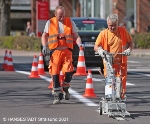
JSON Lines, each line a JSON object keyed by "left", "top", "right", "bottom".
{"left": 27, "top": 21, "right": 31, "bottom": 26}
{"left": 55, "top": 6, "right": 65, "bottom": 22}
{"left": 107, "top": 14, "right": 118, "bottom": 32}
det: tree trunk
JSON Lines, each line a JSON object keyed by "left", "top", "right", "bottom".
{"left": 31, "top": 0, "right": 36, "bottom": 33}
{"left": 0, "top": 0, "right": 11, "bottom": 36}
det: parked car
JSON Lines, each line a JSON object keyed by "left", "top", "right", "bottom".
{"left": 41, "top": 17, "right": 107, "bottom": 71}
{"left": 71, "top": 17, "right": 107, "bottom": 68}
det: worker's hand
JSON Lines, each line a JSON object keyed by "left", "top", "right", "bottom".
{"left": 78, "top": 43, "right": 85, "bottom": 49}
{"left": 122, "top": 48, "right": 131, "bottom": 56}
{"left": 42, "top": 46, "right": 47, "bottom": 55}
{"left": 98, "top": 47, "right": 107, "bottom": 58}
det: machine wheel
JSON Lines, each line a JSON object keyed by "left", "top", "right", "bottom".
{"left": 108, "top": 110, "right": 112, "bottom": 118}
{"left": 99, "top": 101, "right": 102, "bottom": 115}
{"left": 121, "top": 109, "right": 126, "bottom": 118}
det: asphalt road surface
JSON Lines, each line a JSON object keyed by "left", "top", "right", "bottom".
{"left": 0, "top": 56, "right": 150, "bottom": 124}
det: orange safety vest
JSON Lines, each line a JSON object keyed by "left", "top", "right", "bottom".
{"left": 48, "top": 17, "right": 74, "bottom": 50}
{"left": 100, "top": 27, "right": 128, "bottom": 63}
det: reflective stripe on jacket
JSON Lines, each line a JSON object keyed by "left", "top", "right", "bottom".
{"left": 100, "top": 27, "right": 128, "bottom": 63}
{"left": 48, "top": 17, "right": 73, "bottom": 50}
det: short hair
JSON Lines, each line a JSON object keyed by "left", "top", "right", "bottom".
{"left": 107, "top": 14, "right": 118, "bottom": 23}
{"left": 55, "top": 6, "right": 65, "bottom": 13}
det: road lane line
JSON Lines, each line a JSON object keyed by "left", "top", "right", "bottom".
{"left": 128, "top": 68, "right": 150, "bottom": 72}
{"left": 18, "top": 70, "right": 149, "bottom": 118}
{"left": 69, "top": 89, "right": 98, "bottom": 106}
{"left": 128, "top": 61, "right": 140, "bottom": 63}
{"left": 128, "top": 72, "right": 150, "bottom": 77}
{"left": 90, "top": 78, "right": 105, "bottom": 82}
{"left": 84, "top": 78, "right": 135, "bottom": 86}
{"left": 16, "top": 70, "right": 30, "bottom": 75}
{"left": 126, "top": 82, "right": 135, "bottom": 86}
{"left": 15, "top": 70, "right": 98, "bottom": 107}
{"left": 128, "top": 64, "right": 142, "bottom": 66}
{"left": 15, "top": 70, "right": 136, "bottom": 109}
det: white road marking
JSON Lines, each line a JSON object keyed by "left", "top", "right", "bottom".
{"left": 69, "top": 89, "right": 98, "bottom": 106}
{"left": 128, "top": 68, "right": 150, "bottom": 72}
{"left": 136, "top": 67, "right": 150, "bottom": 69}
{"left": 15, "top": 70, "right": 98, "bottom": 107}
{"left": 128, "top": 64, "right": 142, "bottom": 66}
{"left": 87, "top": 78, "right": 105, "bottom": 82}
{"left": 84, "top": 77, "right": 135, "bottom": 86}
{"left": 128, "top": 61, "right": 140, "bottom": 63}
{"left": 128, "top": 72, "right": 150, "bottom": 77}
{"left": 126, "top": 82, "right": 135, "bottom": 86}
{"left": 15, "top": 70, "right": 138, "bottom": 120}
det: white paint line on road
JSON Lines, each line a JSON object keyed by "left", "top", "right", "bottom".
{"left": 136, "top": 67, "right": 150, "bottom": 69}
{"left": 86, "top": 78, "right": 105, "bottom": 82}
{"left": 15, "top": 70, "right": 148, "bottom": 121}
{"left": 127, "top": 68, "right": 150, "bottom": 72}
{"left": 84, "top": 77, "right": 135, "bottom": 86}
{"left": 15, "top": 70, "right": 98, "bottom": 107}
{"left": 69, "top": 89, "right": 98, "bottom": 107}
{"left": 126, "top": 82, "right": 135, "bottom": 86}
{"left": 16, "top": 70, "right": 30, "bottom": 75}
{"left": 16, "top": 70, "right": 52, "bottom": 82}
{"left": 17, "top": 70, "right": 150, "bottom": 118}
{"left": 16, "top": 70, "right": 135, "bottom": 110}
{"left": 128, "top": 64, "right": 142, "bottom": 66}
{"left": 128, "top": 61, "right": 140, "bottom": 63}
{"left": 39, "top": 75, "right": 52, "bottom": 82}
{"left": 128, "top": 72, "right": 150, "bottom": 77}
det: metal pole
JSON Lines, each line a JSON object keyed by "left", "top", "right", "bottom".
{"left": 84, "top": 0, "right": 86, "bottom": 17}
{"left": 109, "top": 0, "right": 113, "bottom": 14}
{"left": 100, "top": 0, "right": 105, "bottom": 19}
{"left": 134, "top": 0, "right": 136, "bottom": 31}
{"left": 31, "top": 0, "right": 36, "bottom": 33}
{"left": 78, "top": 0, "right": 83, "bottom": 17}
{"left": 91, "top": 0, "right": 94, "bottom": 17}
{"left": 72, "top": 0, "right": 76, "bottom": 17}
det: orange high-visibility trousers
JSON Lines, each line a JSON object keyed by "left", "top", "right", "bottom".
{"left": 48, "top": 48, "right": 74, "bottom": 91}
{"left": 49, "top": 49, "right": 74, "bottom": 75}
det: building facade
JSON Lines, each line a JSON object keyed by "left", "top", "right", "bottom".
{"left": 78, "top": 0, "right": 150, "bottom": 33}
{"left": 10, "top": 0, "right": 150, "bottom": 35}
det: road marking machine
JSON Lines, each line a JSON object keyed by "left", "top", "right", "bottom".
{"left": 97, "top": 51, "right": 130, "bottom": 119}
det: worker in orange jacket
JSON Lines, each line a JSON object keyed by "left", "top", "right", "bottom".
{"left": 94, "top": 14, "right": 133, "bottom": 99}
{"left": 41, "top": 6, "right": 83, "bottom": 104}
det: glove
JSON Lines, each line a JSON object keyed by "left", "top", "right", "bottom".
{"left": 98, "top": 47, "right": 106, "bottom": 58}
{"left": 122, "top": 48, "right": 131, "bottom": 56}
{"left": 42, "top": 46, "right": 47, "bottom": 55}
{"left": 78, "top": 43, "right": 84, "bottom": 49}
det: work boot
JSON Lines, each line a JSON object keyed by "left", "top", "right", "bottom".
{"left": 121, "top": 94, "right": 127, "bottom": 102}
{"left": 52, "top": 92, "right": 63, "bottom": 104}
{"left": 63, "top": 87, "right": 70, "bottom": 100}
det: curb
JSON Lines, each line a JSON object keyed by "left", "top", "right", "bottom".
{"left": 130, "top": 53, "right": 150, "bottom": 57}
{"left": 0, "top": 49, "right": 150, "bottom": 57}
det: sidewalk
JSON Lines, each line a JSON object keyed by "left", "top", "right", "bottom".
{"left": 0, "top": 49, "right": 40, "bottom": 56}
{"left": 131, "top": 49, "right": 150, "bottom": 57}
{"left": 0, "top": 48, "right": 150, "bottom": 57}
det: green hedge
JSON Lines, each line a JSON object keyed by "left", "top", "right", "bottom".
{"left": 132, "top": 33, "right": 150, "bottom": 49}
{"left": 0, "top": 33, "right": 150, "bottom": 50}
{"left": 0, "top": 36, "right": 41, "bottom": 51}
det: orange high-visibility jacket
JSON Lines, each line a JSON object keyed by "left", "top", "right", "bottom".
{"left": 48, "top": 17, "right": 74, "bottom": 50}
{"left": 98, "top": 27, "right": 130, "bottom": 63}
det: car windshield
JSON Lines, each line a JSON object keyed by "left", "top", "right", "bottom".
{"left": 72, "top": 20, "right": 107, "bottom": 32}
